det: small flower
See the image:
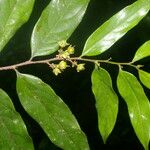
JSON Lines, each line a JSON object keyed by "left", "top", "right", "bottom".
{"left": 66, "top": 45, "right": 75, "bottom": 54}
{"left": 71, "top": 61, "right": 77, "bottom": 67}
{"left": 53, "top": 68, "right": 61, "bottom": 76}
{"left": 76, "top": 64, "right": 85, "bottom": 72}
{"left": 60, "top": 51, "right": 70, "bottom": 58}
{"left": 58, "top": 61, "right": 67, "bottom": 70}
{"left": 58, "top": 40, "right": 69, "bottom": 48}
{"left": 58, "top": 49, "right": 64, "bottom": 54}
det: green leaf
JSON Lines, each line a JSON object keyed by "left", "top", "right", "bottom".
{"left": 91, "top": 67, "right": 118, "bottom": 143}
{"left": 0, "top": 89, "right": 34, "bottom": 150}
{"left": 132, "top": 40, "right": 150, "bottom": 62}
{"left": 0, "top": 0, "right": 35, "bottom": 53}
{"left": 117, "top": 70, "right": 150, "bottom": 150}
{"left": 82, "top": 0, "right": 150, "bottom": 56}
{"left": 31, "top": 0, "right": 90, "bottom": 58}
{"left": 139, "top": 70, "right": 150, "bottom": 89}
{"left": 16, "top": 72, "right": 89, "bottom": 150}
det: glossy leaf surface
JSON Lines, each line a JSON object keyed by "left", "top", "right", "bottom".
{"left": 31, "top": 0, "right": 89, "bottom": 57}
{"left": 117, "top": 70, "right": 150, "bottom": 150}
{"left": 82, "top": 0, "right": 150, "bottom": 56}
{"left": 0, "top": 0, "right": 35, "bottom": 53}
{"left": 16, "top": 73, "right": 89, "bottom": 150}
{"left": 139, "top": 70, "right": 150, "bottom": 89}
{"left": 133, "top": 40, "right": 150, "bottom": 62}
{"left": 92, "top": 67, "right": 118, "bottom": 143}
{"left": 0, "top": 89, "right": 34, "bottom": 150}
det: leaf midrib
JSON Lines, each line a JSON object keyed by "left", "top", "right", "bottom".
{"left": 121, "top": 72, "right": 146, "bottom": 140}
{"left": 84, "top": 2, "right": 148, "bottom": 55}
{"left": 19, "top": 78, "right": 81, "bottom": 150}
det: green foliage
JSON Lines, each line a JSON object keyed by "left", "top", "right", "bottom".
{"left": 16, "top": 72, "right": 89, "bottom": 150}
{"left": 139, "top": 70, "right": 150, "bottom": 89}
{"left": 0, "top": 0, "right": 150, "bottom": 149}
{"left": 133, "top": 40, "right": 150, "bottom": 62}
{"left": 92, "top": 67, "right": 118, "bottom": 143}
{"left": 0, "top": 89, "right": 34, "bottom": 150}
{"left": 0, "top": 0, "right": 35, "bottom": 52}
{"left": 117, "top": 70, "right": 150, "bottom": 150}
{"left": 31, "top": 0, "right": 90, "bottom": 57}
{"left": 82, "top": 0, "right": 150, "bottom": 56}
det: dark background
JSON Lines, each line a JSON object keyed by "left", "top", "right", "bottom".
{"left": 0, "top": 0, "right": 150, "bottom": 149}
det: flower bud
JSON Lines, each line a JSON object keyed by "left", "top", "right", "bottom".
{"left": 58, "top": 40, "right": 69, "bottom": 48}
{"left": 67, "top": 46, "right": 74, "bottom": 54}
{"left": 58, "top": 61, "right": 67, "bottom": 70}
{"left": 76, "top": 64, "right": 85, "bottom": 72}
{"left": 53, "top": 68, "right": 61, "bottom": 76}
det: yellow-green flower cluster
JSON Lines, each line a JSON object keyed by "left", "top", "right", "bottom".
{"left": 52, "top": 40, "right": 85, "bottom": 76}
{"left": 53, "top": 61, "right": 67, "bottom": 76}
{"left": 58, "top": 40, "right": 75, "bottom": 59}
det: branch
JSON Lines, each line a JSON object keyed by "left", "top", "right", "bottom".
{"left": 0, "top": 56, "right": 139, "bottom": 71}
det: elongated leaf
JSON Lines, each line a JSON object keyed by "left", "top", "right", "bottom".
{"left": 117, "top": 70, "right": 150, "bottom": 150}
{"left": 16, "top": 72, "right": 89, "bottom": 150}
{"left": 0, "top": 89, "right": 34, "bottom": 150}
{"left": 31, "top": 0, "right": 90, "bottom": 58}
{"left": 0, "top": 0, "right": 35, "bottom": 52}
{"left": 133, "top": 40, "right": 150, "bottom": 62}
{"left": 91, "top": 67, "right": 118, "bottom": 143}
{"left": 82, "top": 0, "right": 150, "bottom": 56}
{"left": 139, "top": 70, "right": 150, "bottom": 89}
